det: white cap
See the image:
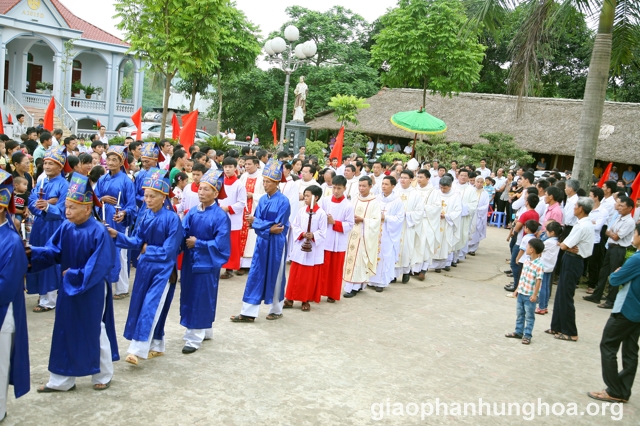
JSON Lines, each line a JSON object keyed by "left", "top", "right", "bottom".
{"left": 407, "top": 158, "right": 419, "bottom": 171}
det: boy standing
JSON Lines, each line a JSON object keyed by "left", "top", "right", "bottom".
{"left": 536, "top": 221, "right": 562, "bottom": 315}
{"left": 506, "top": 238, "right": 545, "bottom": 344}
{"left": 219, "top": 157, "right": 247, "bottom": 279}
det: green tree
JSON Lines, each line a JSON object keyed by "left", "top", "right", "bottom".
{"left": 327, "top": 94, "right": 370, "bottom": 126}
{"left": 370, "top": 0, "right": 485, "bottom": 108}
{"left": 474, "top": 133, "right": 534, "bottom": 170}
{"left": 115, "top": 0, "right": 227, "bottom": 138}
{"left": 470, "top": 0, "right": 640, "bottom": 190}
{"left": 173, "top": 71, "right": 215, "bottom": 113}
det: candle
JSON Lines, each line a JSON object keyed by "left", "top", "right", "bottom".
{"left": 310, "top": 195, "right": 315, "bottom": 210}
{"left": 21, "top": 222, "right": 26, "bottom": 240}
{"left": 38, "top": 179, "right": 45, "bottom": 200}
{"left": 102, "top": 203, "right": 106, "bottom": 222}
{"left": 117, "top": 191, "right": 121, "bottom": 206}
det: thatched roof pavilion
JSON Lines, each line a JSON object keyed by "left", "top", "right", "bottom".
{"left": 307, "top": 88, "right": 640, "bottom": 165}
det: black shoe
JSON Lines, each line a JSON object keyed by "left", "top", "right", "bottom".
{"left": 504, "top": 285, "right": 516, "bottom": 292}
{"left": 506, "top": 273, "right": 513, "bottom": 278}
{"left": 434, "top": 269, "right": 442, "bottom": 273}
{"left": 451, "top": 262, "right": 458, "bottom": 267}
{"left": 375, "top": 287, "right": 383, "bottom": 293}
{"left": 504, "top": 270, "right": 512, "bottom": 274}
{"left": 583, "top": 296, "right": 599, "bottom": 304}
{"left": 598, "top": 303, "right": 614, "bottom": 309}
{"left": 390, "top": 278, "right": 397, "bottom": 283}
{"left": 402, "top": 274, "right": 410, "bottom": 283}
{"left": 444, "top": 266, "right": 451, "bottom": 271}
{"left": 182, "top": 345, "right": 197, "bottom": 354}
{"left": 343, "top": 291, "right": 357, "bottom": 298}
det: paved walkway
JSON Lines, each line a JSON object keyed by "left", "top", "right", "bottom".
{"left": 5, "top": 227, "right": 637, "bottom": 425}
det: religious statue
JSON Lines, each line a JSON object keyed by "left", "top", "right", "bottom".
{"left": 293, "top": 76, "right": 308, "bottom": 119}
{"left": 292, "top": 106, "right": 305, "bottom": 122}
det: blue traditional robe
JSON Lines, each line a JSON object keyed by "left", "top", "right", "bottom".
{"left": 115, "top": 207, "right": 182, "bottom": 342}
{"left": 0, "top": 222, "right": 29, "bottom": 398}
{"left": 95, "top": 170, "right": 137, "bottom": 232}
{"left": 134, "top": 168, "right": 154, "bottom": 208}
{"left": 243, "top": 191, "right": 290, "bottom": 305}
{"left": 26, "top": 174, "right": 68, "bottom": 295}
{"left": 181, "top": 202, "right": 231, "bottom": 329}
{"left": 30, "top": 217, "right": 120, "bottom": 376}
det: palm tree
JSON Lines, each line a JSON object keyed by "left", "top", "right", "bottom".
{"left": 469, "top": 0, "right": 640, "bottom": 190}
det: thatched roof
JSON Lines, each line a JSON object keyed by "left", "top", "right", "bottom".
{"left": 307, "top": 88, "right": 640, "bottom": 164}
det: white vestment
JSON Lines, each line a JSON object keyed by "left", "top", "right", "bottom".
{"left": 239, "top": 170, "right": 265, "bottom": 268}
{"left": 371, "top": 173, "right": 385, "bottom": 195}
{"left": 344, "top": 177, "right": 360, "bottom": 201}
{"left": 298, "top": 178, "right": 320, "bottom": 210}
{"left": 454, "top": 183, "right": 479, "bottom": 259}
{"left": 219, "top": 178, "right": 247, "bottom": 231}
{"left": 468, "top": 189, "right": 490, "bottom": 253}
{"left": 279, "top": 177, "right": 300, "bottom": 259}
{"left": 320, "top": 183, "right": 334, "bottom": 199}
{"left": 393, "top": 186, "right": 424, "bottom": 279}
{"left": 342, "top": 194, "right": 381, "bottom": 291}
{"left": 427, "top": 189, "right": 462, "bottom": 268}
{"left": 369, "top": 193, "right": 404, "bottom": 288}
{"left": 319, "top": 196, "right": 355, "bottom": 253}
{"left": 416, "top": 184, "right": 439, "bottom": 270}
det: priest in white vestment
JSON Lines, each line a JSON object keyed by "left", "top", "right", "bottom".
{"left": 298, "top": 164, "right": 320, "bottom": 210}
{"left": 370, "top": 162, "right": 385, "bottom": 195}
{"left": 428, "top": 176, "right": 463, "bottom": 272}
{"left": 415, "top": 169, "right": 439, "bottom": 279}
{"left": 320, "top": 168, "right": 336, "bottom": 199}
{"left": 394, "top": 170, "right": 424, "bottom": 283}
{"left": 343, "top": 165, "right": 360, "bottom": 201}
{"left": 468, "top": 176, "right": 490, "bottom": 255}
{"left": 239, "top": 157, "right": 265, "bottom": 269}
{"left": 342, "top": 176, "right": 381, "bottom": 297}
{"left": 369, "top": 176, "right": 405, "bottom": 292}
{"left": 279, "top": 163, "right": 300, "bottom": 260}
{"left": 453, "top": 169, "right": 478, "bottom": 264}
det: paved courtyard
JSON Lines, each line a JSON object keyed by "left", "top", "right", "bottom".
{"left": 5, "top": 226, "right": 637, "bottom": 425}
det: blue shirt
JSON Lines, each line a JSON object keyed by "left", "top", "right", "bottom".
{"left": 622, "top": 170, "right": 636, "bottom": 187}
{"left": 611, "top": 251, "right": 640, "bottom": 322}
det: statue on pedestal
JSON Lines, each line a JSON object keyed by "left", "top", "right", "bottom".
{"left": 293, "top": 76, "right": 308, "bottom": 122}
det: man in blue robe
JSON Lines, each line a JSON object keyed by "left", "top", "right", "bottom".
{"left": 29, "top": 174, "right": 120, "bottom": 392}
{"left": 107, "top": 168, "right": 182, "bottom": 366}
{"left": 0, "top": 170, "right": 29, "bottom": 421}
{"left": 231, "top": 159, "right": 290, "bottom": 322}
{"left": 181, "top": 169, "right": 230, "bottom": 353}
{"left": 134, "top": 142, "right": 164, "bottom": 208}
{"left": 26, "top": 146, "right": 70, "bottom": 312}
{"left": 96, "top": 145, "right": 136, "bottom": 299}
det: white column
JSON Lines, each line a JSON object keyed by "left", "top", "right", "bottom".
{"left": 52, "top": 54, "right": 62, "bottom": 102}
{"left": 105, "top": 61, "right": 114, "bottom": 129}
{"left": 0, "top": 44, "right": 6, "bottom": 98}
{"left": 133, "top": 68, "right": 140, "bottom": 109}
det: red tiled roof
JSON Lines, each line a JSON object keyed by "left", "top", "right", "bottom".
{"left": 1, "top": 0, "right": 128, "bottom": 47}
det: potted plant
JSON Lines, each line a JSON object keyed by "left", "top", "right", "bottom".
{"left": 84, "top": 83, "right": 96, "bottom": 99}
{"left": 95, "top": 86, "right": 104, "bottom": 101}
{"left": 35, "top": 81, "right": 47, "bottom": 94}
{"left": 119, "top": 80, "right": 132, "bottom": 103}
{"left": 71, "top": 80, "right": 83, "bottom": 97}
{"left": 46, "top": 82, "right": 53, "bottom": 94}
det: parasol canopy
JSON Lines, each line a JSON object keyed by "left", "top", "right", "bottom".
{"left": 390, "top": 108, "right": 447, "bottom": 135}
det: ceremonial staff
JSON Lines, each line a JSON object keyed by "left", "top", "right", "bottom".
{"left": 301, "top": 195, "right": 315, "bottom": 252}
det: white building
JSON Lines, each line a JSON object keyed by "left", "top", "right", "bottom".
{"left": 0, "top": 0, "right": 144, "bottom": 134}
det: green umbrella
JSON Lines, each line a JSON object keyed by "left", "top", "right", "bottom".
{"left": 390, "top": 108, "right": 447, "bottom": 134}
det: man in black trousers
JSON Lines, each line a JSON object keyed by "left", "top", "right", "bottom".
{"left": 584, "top": 197, "right": 636, "bottom": 309}
{"left": 547, "top": 197, "right": 594, "bottom": 342}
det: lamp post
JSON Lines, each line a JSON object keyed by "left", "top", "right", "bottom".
{"left": 264, "top": 25, "right": 317, "bottom": 149}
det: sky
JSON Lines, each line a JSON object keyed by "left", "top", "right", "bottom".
{"left": 59, "top": 0, "right": 399, "bottom": 42}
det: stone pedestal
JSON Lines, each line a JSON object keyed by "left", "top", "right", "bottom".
{"left": 284, "top": 120, "right": 311, "bottom": 154}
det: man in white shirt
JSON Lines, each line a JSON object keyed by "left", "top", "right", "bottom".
{"left": 584, "top": 197, "right": 636, "bottom": 308}
{"left": 13, "top": 114, "right": 28, "bottom": 139}
{"left": 158, "top": 139, "right": 173, "bottom": 170}
{"left": 475, "top": 158, "right": 491, "bottom": 178}
{"left": 366, "top": 138, "right": 375, "bottom": 157}
{"left": 585, "top": 186, "right": 608, "bottom": 293}
{"left": 549, "top": 197, "right": 594, "bottom": 341}
{"left": 343, "top": 164, "right": 359, "bottom": 201}
{"left": 98, "top": 125, "right": 109, "bottom": 144}
{"left": 563, "top": 179, "right": 581, "bottom": 229}
{"left": 336, "top": 156, "right": 349, "bottom": 176}
{"left": 227, "top": 128, "right": 236, "bottom": 140}
{"left": 511, "top": 172, "right": 535, "bottom": 217}
{"left": 448, "top": 160, "right": 459, "bottom": 181}
{"left": 493, "top": 168, "right": 507, "bottom": 211}
{"left": 601, "top": 180, "right": 618, "bottom": 223}
{"left": 52, "top": 129, "right": 63, "bottom": 148}
{"left": 403, "top": 144, "right": 413, "bottom": 155}
{"left": 371, "top": 161, "right": 385, "bottom": 195}
{"left": 431, "top": 166, "right": 445, "bottom": 188}
{"left": 293, "top": 146, "right": 305, "bottom": 159}
{"left": 392, "top": 142, "right": 401, "bottom": 153}
{"left": 429, "top": 161, "right": 439, "bottom": 178}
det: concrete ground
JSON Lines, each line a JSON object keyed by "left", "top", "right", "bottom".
{"left": 5, "top": 226, "right": 638, "bottom": 425}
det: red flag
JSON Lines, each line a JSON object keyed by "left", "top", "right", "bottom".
{"left": 0, "top": 109, "right": 4, "bottom": 134}
{"left": 7, "top": 113, "right": 12, "bottom": 124}
{"left": 131, "top": 107, "right": 142, "bottom": 140}
{"left": 597, "top": 162, "right": 613, "bottom": 188}
{"left": 271, "top": 119, "right": 278, "bottom": 146}
{"left": 97, "top": 119, "right": 102, "bottom": 129}
{"left": 630, "top": 173, "right": 640, "bottom": 216}
{"left": 329, "top": 126, "right": 345, "bottom": 163}
{"left": 44, "top": 96, "right": 56, "bottom": 131}
{"left": 180, "top": 110, "right": 199, "bottom": 151}
{"left": 171, "top": 113, "right": 181, "bottom": 140}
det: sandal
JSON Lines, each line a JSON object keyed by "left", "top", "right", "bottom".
{"left": 113, "top": 293, "right": 130, "bottom": 300}
{"left": 586, "top": 288, "right": 594, "bottom": 294}
{"left": 147, "top": 351, "right": 164, "bottom": 359}
{"left": 235, "top": 269, "right": 247, "bottom": 276}
{"left": 326, "top": 297, "right": 336, "bottom": 303}
{"left": 37, "top": 384, "right": 76, "bottom": 393}
{"left": 283, "top": 300, "right": 294, "bottom": 309}
{"left": 230, "top": 314, "right": 254, "bottom": 323}
{"left": 220, "top": 271, "right": 233, "bottom": 279}
{"left": 125, "top": 354, "right": 138, "bottom": 365}
{"left": 93, "top": 381, "right": 111, "bottom": 391}
{"left": 301, "top": 302, "right": 310, "bottom": 312}
{"left": 33, "top": 305, "right": 54, "bottom": 313}
{"left": 522, "top": 337, "right": 531, "bottom": 345}
{"left": 554, "top": 334, "right": 578, "bottom": 342}
{"left": 587, "top": 390, "right": 627, "bottom": 403}
{"left": 505, "top": 332, "right": 523, "bottom": 339}
{"left": 266, "top": 313, "right": 283, "bottom": 320}
{"left": 535, "top": 308, "right": 547, "bottom": 315}
{"left": 544, "top": 329, "right": 559, "bottom": 335}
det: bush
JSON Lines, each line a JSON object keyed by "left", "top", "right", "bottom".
{"left": 144, "top": 136, "right": 178, "bottom": 145}
{"left": 379, "top": 152, "right": 409, "bottom": 164}
{"left": 305, "top": 139, "right": 327, "bottom": 159}
{"left": 197, "top": 135, "right": 230, "bottom": 152}
{"left": 108, "top": 136, "right": 126, "bottom": 145}
{"left": 342, "top": 131, "right": 366, "bottom": 157}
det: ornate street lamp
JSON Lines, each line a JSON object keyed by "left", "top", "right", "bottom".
{"left": 264, "top": 25, "right": 317, "bottom": 147}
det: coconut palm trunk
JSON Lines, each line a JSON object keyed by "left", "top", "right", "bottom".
{"left": 572, "top": 1, "right": 615, "bottom": 190}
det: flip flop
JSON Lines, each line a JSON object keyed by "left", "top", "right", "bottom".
{"left": 147, "top": 351, "right": 164, "bottom": 359}
{"left": 33, "top": 305, "right": 54, "bottom": 313}
{"left": 220, "top": 271, "right": 233, "bottom": 279}
{"left": 113, "top": 293, "right": 130, "bottom": 300}
{"left": 125, "top": 354, "right": 139, "bottom": 365}
{"left": 230, "top": 314, "right": 254, "bottom": 323}
{"left": 505, "top": 332, "right": 523, "bottom": 339}
{"left": 544, "top": 329, "right": 559, "bottom": 335}
{"left": 554, "top": 334, "right": 578, "bottom": 342}
{"left": 37, "top": 384, "right": 76, "bottom": 393}
{"left": 587, "top": 390, "right": 627, "bottom": 403}
{"left": 266, "top": 313, "right": 283, "bottom": 320}
{"left": 93, "top": 381, "right": 111, "bottom": 391}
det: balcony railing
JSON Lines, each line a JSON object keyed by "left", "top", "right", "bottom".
{"left": 116, "top": 103, "right": 135, "bottom": 114}
{"left": 54, "top": 98, "right": 78, "bottom": 135}
{"left": 69, "top": 98, "right": 107, "bottom": 111}
{"left": 4, "top": 90, "right": 34, "bottom": 127}
{"left": 22, "top": 92, "right": 51, "bottom": 107}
